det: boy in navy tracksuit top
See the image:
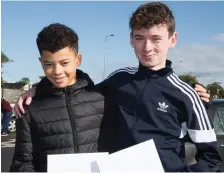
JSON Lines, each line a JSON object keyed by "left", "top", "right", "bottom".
{"left": 99, "top": 60, "right": 222, "bottom": 172}
{"left": 98, "top": 2, "right": 223, "bottom": 172}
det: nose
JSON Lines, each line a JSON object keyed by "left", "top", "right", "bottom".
{"left": 53, "top": 64, "right": 63, "bottom": 75}
{"left": 143, "top": 39, "right": 153, "bottom": 53}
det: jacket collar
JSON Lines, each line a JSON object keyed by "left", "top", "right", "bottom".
{"left": 136, "top": 60, "right": 173, "bottom": 79}
{"left": 35, "top": 69, "right": 94, "bottom": 98}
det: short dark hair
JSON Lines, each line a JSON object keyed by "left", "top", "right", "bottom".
{"left": 129, "top": 2, "right": 175, "bottom": 37}
{"left": 36, "top": 23, "right": 79, "bottom": 54}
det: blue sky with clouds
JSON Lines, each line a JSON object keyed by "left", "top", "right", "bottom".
{"left": 2, "top": 1, "right": 224, "bottom": 85}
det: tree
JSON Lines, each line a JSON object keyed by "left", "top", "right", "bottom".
{"left": 178, "top": 74, "right": 199, "bottom": 84}
{"left": 17, "top": 77, "right": 31, "bottom": 85}
{"left": 207, "top": 82, "right": 224, "bottom": 99}
{"left": 1, "top": 51, "right": 13, "bottom": 68}
{"left": 1, "top": 51, "right": 13, "bottom": 86}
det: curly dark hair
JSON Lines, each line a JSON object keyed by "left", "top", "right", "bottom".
{"left": 129, "top": 2, "right": 175, "bottom": 37}
{"left": 36, "top": 23, "right": 79, "bottom": 54}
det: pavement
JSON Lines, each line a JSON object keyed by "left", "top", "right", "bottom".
{"left": 1, "top": 133, "right": 16, "bottom": 172}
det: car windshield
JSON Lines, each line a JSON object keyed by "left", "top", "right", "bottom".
{"left": 213, "top": 106, "right": 224, "bottom": 135}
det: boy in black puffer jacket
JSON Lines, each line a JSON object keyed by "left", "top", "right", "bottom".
{"left": 10, "top": 23, "right": 104, "bottom": 172}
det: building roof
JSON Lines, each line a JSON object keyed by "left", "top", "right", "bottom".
{"left": 2, "top": 83, "right": 27, "bottom": 89}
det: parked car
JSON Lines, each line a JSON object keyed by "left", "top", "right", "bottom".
{"left": 8, "top": 104, "right": 16, "bottom": 133}
{"left": 8, "top": 113, "right": 16, "bottom": 133}
{"left": 185, "top": 99, "right": 224, "bottom": 171}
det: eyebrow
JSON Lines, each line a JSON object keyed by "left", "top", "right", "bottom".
{"left": 43, "top": 58, "right": 70, "bottom": 63}
{"left": 133, "top": 34, "right": 144, "bottom": 38}
{"left": 151, "top": 35, "right": 163, "bottom": 38}
{"left": 43, "top": 60, "right": 53, "bottom": 63}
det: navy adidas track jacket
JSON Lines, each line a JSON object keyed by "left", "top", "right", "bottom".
{"left": 98, "top": 60, "right": 223, "bottom": 172}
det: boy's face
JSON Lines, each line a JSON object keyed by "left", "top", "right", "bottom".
{"left": 39, "top": 47, "right": 81, "bottom": 88}
{"left": 130, "top": 24, "right": 177, "bottom": 70}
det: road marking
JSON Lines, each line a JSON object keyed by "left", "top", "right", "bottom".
{"left": 1, "top": 139, "right": 16, "bottom": 148}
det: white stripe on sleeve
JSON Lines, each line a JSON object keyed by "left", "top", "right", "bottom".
{"left": 172, "top": 73, "right": 211, "bottom": 129}
{"left": 188, "top": 128, "right": 217, "bottom": 143}
{"left": 105, "top": 67, "right": 138, "bottom": 80}
{"left": 167, "top": 75, "right": 204, "bottom": 130}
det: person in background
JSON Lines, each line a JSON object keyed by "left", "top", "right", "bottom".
{"left": 1, "top": 98, "right": 13, "bottom": 136}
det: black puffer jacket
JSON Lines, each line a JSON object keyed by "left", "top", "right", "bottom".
{"left": 10, "top": 70, "right": 105, "bottom": 172}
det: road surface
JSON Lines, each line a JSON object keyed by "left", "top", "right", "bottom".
{"left": 1, "top": 133, "right": 16, "bottom": 172}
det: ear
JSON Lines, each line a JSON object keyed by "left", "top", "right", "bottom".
{"left": 169, "top": 32, "right": 178, "bottom": 48}
{"left": 130, "top": 32, "right": 134, "bottom": 48}
{"left": 76, "top": 54, "right": 82, "bottom": 67}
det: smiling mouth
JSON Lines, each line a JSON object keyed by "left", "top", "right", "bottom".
{"left": 143, "top": 54, "right": 155, "bottom": 57}
{"left": 142, "top": 54, "right": 156, "bottom": 59}
{"left": 54, "top": 77, "right": 65, "bottom": 83}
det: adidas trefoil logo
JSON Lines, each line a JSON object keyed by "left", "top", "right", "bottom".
{"left": 157, "top": 102, "right": 169, "bottom": 113}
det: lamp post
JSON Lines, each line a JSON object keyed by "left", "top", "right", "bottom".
{"left": 217, "top": 80, "right": 222, "bottom": 98}
{"left": 103, "top": 34, "right": 114, "bottom": 80}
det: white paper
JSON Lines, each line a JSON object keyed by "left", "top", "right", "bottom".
{"left": 47, "top": 152, "right": 108, "bottom": 173}
{"left": 96, "top": 139, "right": 164, "bottom": 173}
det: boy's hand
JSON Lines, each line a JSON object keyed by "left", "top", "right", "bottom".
{"left": 14, "top": 87, "right": 36, "bottom": 118}
{"left": 194, "top": 84, "right": 210, "bottom": 103}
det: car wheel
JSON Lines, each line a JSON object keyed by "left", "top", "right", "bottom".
{"left": 8, "top": 117, "right": 16, "bottom": 133}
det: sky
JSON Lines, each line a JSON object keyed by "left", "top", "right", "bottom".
{"left": 1, "top": 1, "right": 224, "bottom": 86}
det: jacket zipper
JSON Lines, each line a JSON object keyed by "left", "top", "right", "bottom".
{"left": 130, "top": 72, "right": 150, "bottom": 135}
{"left": 64, "top": 88, "right": 79, "bottom": 152}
